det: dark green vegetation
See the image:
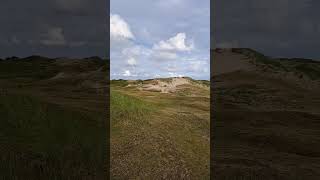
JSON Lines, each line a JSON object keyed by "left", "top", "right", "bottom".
{"left": 212, "top": 49, "right": 320, "bottom": 179}
{"left": 231, "top": 48, "right": 320, "bottom": 80}
{"left": 0, "top": 56, "right": 109, "bottom": 179}
{"left": 110, "top": 78, "right": 210, "bottom": 179}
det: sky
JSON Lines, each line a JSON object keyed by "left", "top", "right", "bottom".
{"left": 213, "top": 0, "right": 320, "bottom": 60}
{"left": 2, "top": 0, "right": 318, "bottom": 65}
{"left": 110, "top": 0, "right": 210, "bottom": 80}
{"left": 0, "top": 0, "right": 108, "bottom": 58}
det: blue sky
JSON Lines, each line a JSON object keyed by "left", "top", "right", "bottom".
{"left": 110, "top": 0, "right": 210, "bottom": 80}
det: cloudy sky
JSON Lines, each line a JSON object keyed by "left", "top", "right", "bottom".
{"left": 2, "top": 0, "right": 317, "bottom": 68}
{"left": 214, "top": 0, "right": 320, "bottom": 60}
{"left": 0, "top": 0, "right": 107, "bottom": 58}
{"left": 110, "top": 0, "right": 210, "bottom": 80}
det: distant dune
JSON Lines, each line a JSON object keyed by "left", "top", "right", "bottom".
{"left": 114, "top": 77, "right": 209, "bottom": 94}
{"left": 212, "top": 48, "right": 320, "bottom": 89}
{"left": 211, "top": 48, "right": 320, "bottom": 179}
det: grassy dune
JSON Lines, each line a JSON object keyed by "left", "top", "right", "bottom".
{"left": 0, "top": 93, "right": 106, "bottom": 179}
{"left": 110, "top": 79, "right": 210, "bottom": 179}
{"left": 111, "top": 90, "right": 155, "bottom": 135}
{"left": 212, "top": 48, "right": 320, "bottom": 179}
{"left": 0, "top": 57, "right": 108, "bottom": 179}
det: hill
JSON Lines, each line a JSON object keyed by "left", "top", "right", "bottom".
{"left": 0, "top": 56, "right": 109, "bottom": 179}
{"left": 110, "top": 77, "right": 210, "bottom": 179}
{"left": 112, "top": 77, "right": 209, "bottom": 94}
{"left": 212, "top": 48, "right": 320, "bottom": 179}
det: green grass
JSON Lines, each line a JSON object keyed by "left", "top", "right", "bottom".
{"left": 185, "top": 78, "right": 210, "bottom": 87}
{"left": 294, "top": 63, "right": 320, "bottom": 80}
{"left": 110, "top": 84, "right": 210, "bottom": 179}
{"left": 110, "top": 90, "right": 154, "bottom": 129}
{"left": 0, "top": 60, "right": 59, "bottom": 80}
{"left": 252, "top": 53, "right": 288, "bottom": 72}
{"left": 0, "top": 92, "right": 106, "bottom": 179}
{"left": 231, "top": 48, "right": 288, "bottom": 71}
{"left": 110, "top": 80, "right": 129, "bottom": 87}
{"left": 231, "top": 48, "right": 320, "bottom": 79}
{"left": 0, "top": 58, "right": 109, "bottom": 81}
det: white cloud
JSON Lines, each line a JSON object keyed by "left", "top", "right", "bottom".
{"left": 121, "top": 45, "right": 152, "bottom": 68}
{"left": 188, "top": 61, "right": 208, "bottom": 72}
{"left": 153, "top": 51, "right": 177, "bottom": 61}
{"left": 110, "top": 14, "right": 134, "bottom": 40}
{"left": 110, "top": 8, "right": 209, "bottom": 80}
{"left": 122, "top": 45, "right": 152, "bottom": 57}
{"left": 123, "top": 70, "right": 131, "bottom": 76}
{"left": 127, "top": 57, "right": 137, "bottom": 65}
{"left": 40, "top": 27, "right": 66, "bottom": 46}
{"left": 168, "top": 72, "right": 183, "bottom": 77}
{"left": 153, "top": 33, "right": 194, "bottom": 51}
{"left": 122, "top": 69, "right": 139, "bottom": 77}
{"left": 165, "top": 64, "right": 179, "bottom": 72}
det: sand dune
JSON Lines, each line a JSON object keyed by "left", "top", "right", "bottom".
{"left": 212, "top": 48, "right": 320, "bottom": 179}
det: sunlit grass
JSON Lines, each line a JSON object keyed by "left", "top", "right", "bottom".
{"left": 110, "top": 90, "right": 154, "bottom": 129}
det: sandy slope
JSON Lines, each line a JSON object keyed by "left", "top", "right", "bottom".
{"left": 212, "top": 49, "right": 255, "bottom": 76}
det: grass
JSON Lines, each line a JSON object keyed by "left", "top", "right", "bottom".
{"left": 211, "top": 51, "right": 320, "bottom": 179}
{"left": 0, "top": 59, "right": 59, "bottom": 80}
{"left": 0, "top": 92, "right": 106, "bottom": 180}
{"left": 110, "top": 90, "right": 154, "bottom": 133}
{"left": 294, "top": 63, "right": 320, "bottom": 80}
{"left": 110, "top": 80, "right": 129, "bottom": 87}
{"left": 110, "top": 80, "right": 210, "bottom": 179}
{"left": 231, "top": 48, "right": 320, "bottom": 80}
{"left": 231, "top": 48, "right": 289, "bottom": 71}
{"left": 0, "top": 57, "right": 109, "bottom": 179}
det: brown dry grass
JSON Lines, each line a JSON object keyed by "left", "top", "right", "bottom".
{"left": 110, "top": 78, "right": 210, "bottom": 179}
